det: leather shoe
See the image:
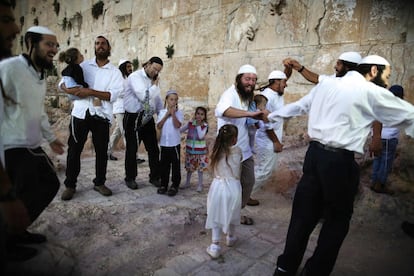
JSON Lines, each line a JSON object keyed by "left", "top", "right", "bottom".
{"left": 247, "top": 198, "right": 260, "bottom": 206}
{"left": 125, "top": 180, "right": 138, "bottom": 190}
{"left": 13, "top": 231, "right": 47, "bottom": 244}
{"left": 136, "top": 158, "right": 145, "bottom": 164}
{"left": 61, "top": 187, "right": 76, "bottom": 200}
{"left": 93, "top": 185, "right": 113, "bottom": 196}
{"left": 108, "top": 154, "right": 118, "bottom": 161}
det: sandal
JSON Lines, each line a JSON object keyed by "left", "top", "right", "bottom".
{"left": 157, "top": 186, "right": 167, "bottom": 194}
{"left": 240, "top": 215, "right": 254, "bottom": 225}
{"left": 167, "top": 187, "right": 178, "bottom": 196}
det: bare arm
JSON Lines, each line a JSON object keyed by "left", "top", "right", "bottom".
{"left": 265, "top": 129, "right": 283, "bottom": 153}
{"left": 223, "top": 107, "right": 263, "bottom": 120}
{"left": 283, "top": 58, "right": 319, "bottom": 84}
{"left": 369, "top": 121, "right": 383, "bottom": 157}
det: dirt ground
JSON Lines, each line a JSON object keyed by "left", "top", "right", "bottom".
{"left": 5, "top": 108, "right": 414, "bottom": 275}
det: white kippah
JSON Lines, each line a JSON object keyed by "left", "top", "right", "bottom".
{"left": 338, "top": 51, "right": 362, "bottom": 64}
{"left": 166, "top": 89, "right": 178, "bottom": 96}
{"left": 238, "top": 64, "right": 257, "bottom": 75}
{"left": 26, "top": 26, "right": 55, "bottom": 36}
{"left": 359, "top": 55, "right": 390, "bottom": 66}
{"left": 268, "top": 70, "right": 287, "bottom": 80}
{"left": 118, "top": 59, "right": 128, "bottom": 66}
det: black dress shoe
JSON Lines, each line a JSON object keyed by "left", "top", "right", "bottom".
{"left": 7, "top": 244, "right": 38, "bottom": 262}
{"left": 108, "top": 154, "right": 118, "bottom": 161}
{"left": 125, "top": 180, "right": 138, "bottom": 190}
{"left": 14, "top": 231, "right": 46, "bottom": 244}
{"left": 136, "top": 158, "right": 145, "bottom": 164}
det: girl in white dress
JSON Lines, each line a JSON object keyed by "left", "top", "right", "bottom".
{"left": 205, "top": 124, "right": 242, "bottom": 259}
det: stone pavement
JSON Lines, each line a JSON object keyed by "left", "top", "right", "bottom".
{"left": 5, "top": 150, "right": 414, "bottom": 276}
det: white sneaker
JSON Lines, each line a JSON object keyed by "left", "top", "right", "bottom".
{"left": 226, "top": 235, "right": 237, "bottom": 247}
{"left": 206, "top": 244, "right": 221, "bottom": 259}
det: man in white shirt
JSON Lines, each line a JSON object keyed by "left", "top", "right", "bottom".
{"left": 0, "top": 0, "right": 33, "bottom": 265}
{"left": 252, "top": 70, "right": 287, "bottom": 197}
{"left": 0, "top": 25, "right": 64, "bottom": 259}
{"left": 271, "top": 55, "right": 414, "bottom": 276}
{"left": 60, "top": 36, "right": 123, "bottom": 200}
{"left": 215, "top": 64, "right": 264, "bottom": 225}
{"left": 123, "top": 57, "right": 163, "bottom": 190}
{"left": 283, "top": 51, "right": 362, "bottom": 84}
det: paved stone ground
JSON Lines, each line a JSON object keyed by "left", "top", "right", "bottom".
{"left": 5, "top": 146, "right": 414, "bottom": 276}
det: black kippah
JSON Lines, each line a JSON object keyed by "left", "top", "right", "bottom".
{"left": 150, "top": 56, "right": 163, "bottom": 66}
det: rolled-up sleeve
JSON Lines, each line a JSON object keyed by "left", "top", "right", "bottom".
{"left": 215, "top": 89, "right": 235, "bottom": 117}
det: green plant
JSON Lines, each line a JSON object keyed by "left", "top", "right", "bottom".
{"left": 92, "top": 1, "right": 104, "bottom": 19}
{"left": 132, "top": 58, "right": 139, "bottom": 70}
{"left": 165, "top": 44, "right": 174, "bottom": 59}
{"left": 53, "top": 0, "right": 60, "bottom": 16}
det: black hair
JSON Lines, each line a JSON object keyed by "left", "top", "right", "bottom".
{"left": 341, "top": 60, "right": 359, "bottom": 72}
{"left": 356, "top": 63, "right": 385, "bottom": 77}
{"left": 119, "top": 61, "right": 132, "bottom": 78}
{"left": 149, "top": 56, "right": 163, "bottom": 66}
{"left": 96, "top": 35, "right": 110, "bottom": 47}
{"left": 58, "top": 48, "right": 79, "bottom": 65}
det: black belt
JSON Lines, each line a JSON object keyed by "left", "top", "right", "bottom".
{"left": 310, "top": 141, "right": 352, "bottom": 154}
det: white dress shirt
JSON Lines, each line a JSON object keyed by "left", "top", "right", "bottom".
{"left": 112, "top": 77, "right": 127, "bottom": 114}
{"left": 62, "top": 59, "right": 123, "bottom": 123}
{"left": 215, "top": 85, "right": 252, "bottom": 161}
{"left": 269, "top": 71, "right": 414, "bottom": 154}
{"left": 0, "top": 55, "right": 56, "bottom": 151}
{"left": 157, "top": 109, "right": 184, "bottom": 147}
{"left": 124, "top": 68, "right": 163, "bottom": 114}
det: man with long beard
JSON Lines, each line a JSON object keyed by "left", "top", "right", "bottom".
{"left": 215, "top": 64, "right": 264, "bottom": 226}
{"left": 0, "top": 25, "right": 64, "bottom": 260}
{"left": 60, "top": 36, "right": 123, "bottom": 200}
{"left": 269, "top": 55, "right": 414, "bottom": 275}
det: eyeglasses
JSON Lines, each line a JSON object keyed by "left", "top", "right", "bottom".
{"left": 44, "top": 41, "right": 60, "bottom": 50}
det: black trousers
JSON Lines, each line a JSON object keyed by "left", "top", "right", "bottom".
{"left": 5, "top": 147, "right": 60, "bottom": 223}
{"left": 64, "top": 112, "right": 110, "bottom": 188}
{"left": 124, "top": 112, "right": 160, "bottom": 182}
{"left": 277, "top": 141, "right": 359, "bottom": 276}
{"left": 160, "top": 145, "right": 181, "bottom": 189}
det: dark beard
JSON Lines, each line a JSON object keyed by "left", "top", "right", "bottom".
{"left": 33, "top": 52, "right": 54, "bottom": 70}
{"left": 95, "top": 49, "right": 110, "bottom": 60}
{"left": 371, "top": 73, "right": 387, "bottom": 88}
{"left": 0, "top": 36, "right": 12, "bottom": 59}
{"left": 236, "top": 81, "right": 254, "bottom": 103}
{"left": 336, "top": 67, "right": 347, "bottom": 77}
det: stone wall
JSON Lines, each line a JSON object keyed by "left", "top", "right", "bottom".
{"left": 13, "top": 0, "right": 414, "bottom": 108}
{"left": 13, "top": 0, "right": 414, "bottom": 181}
